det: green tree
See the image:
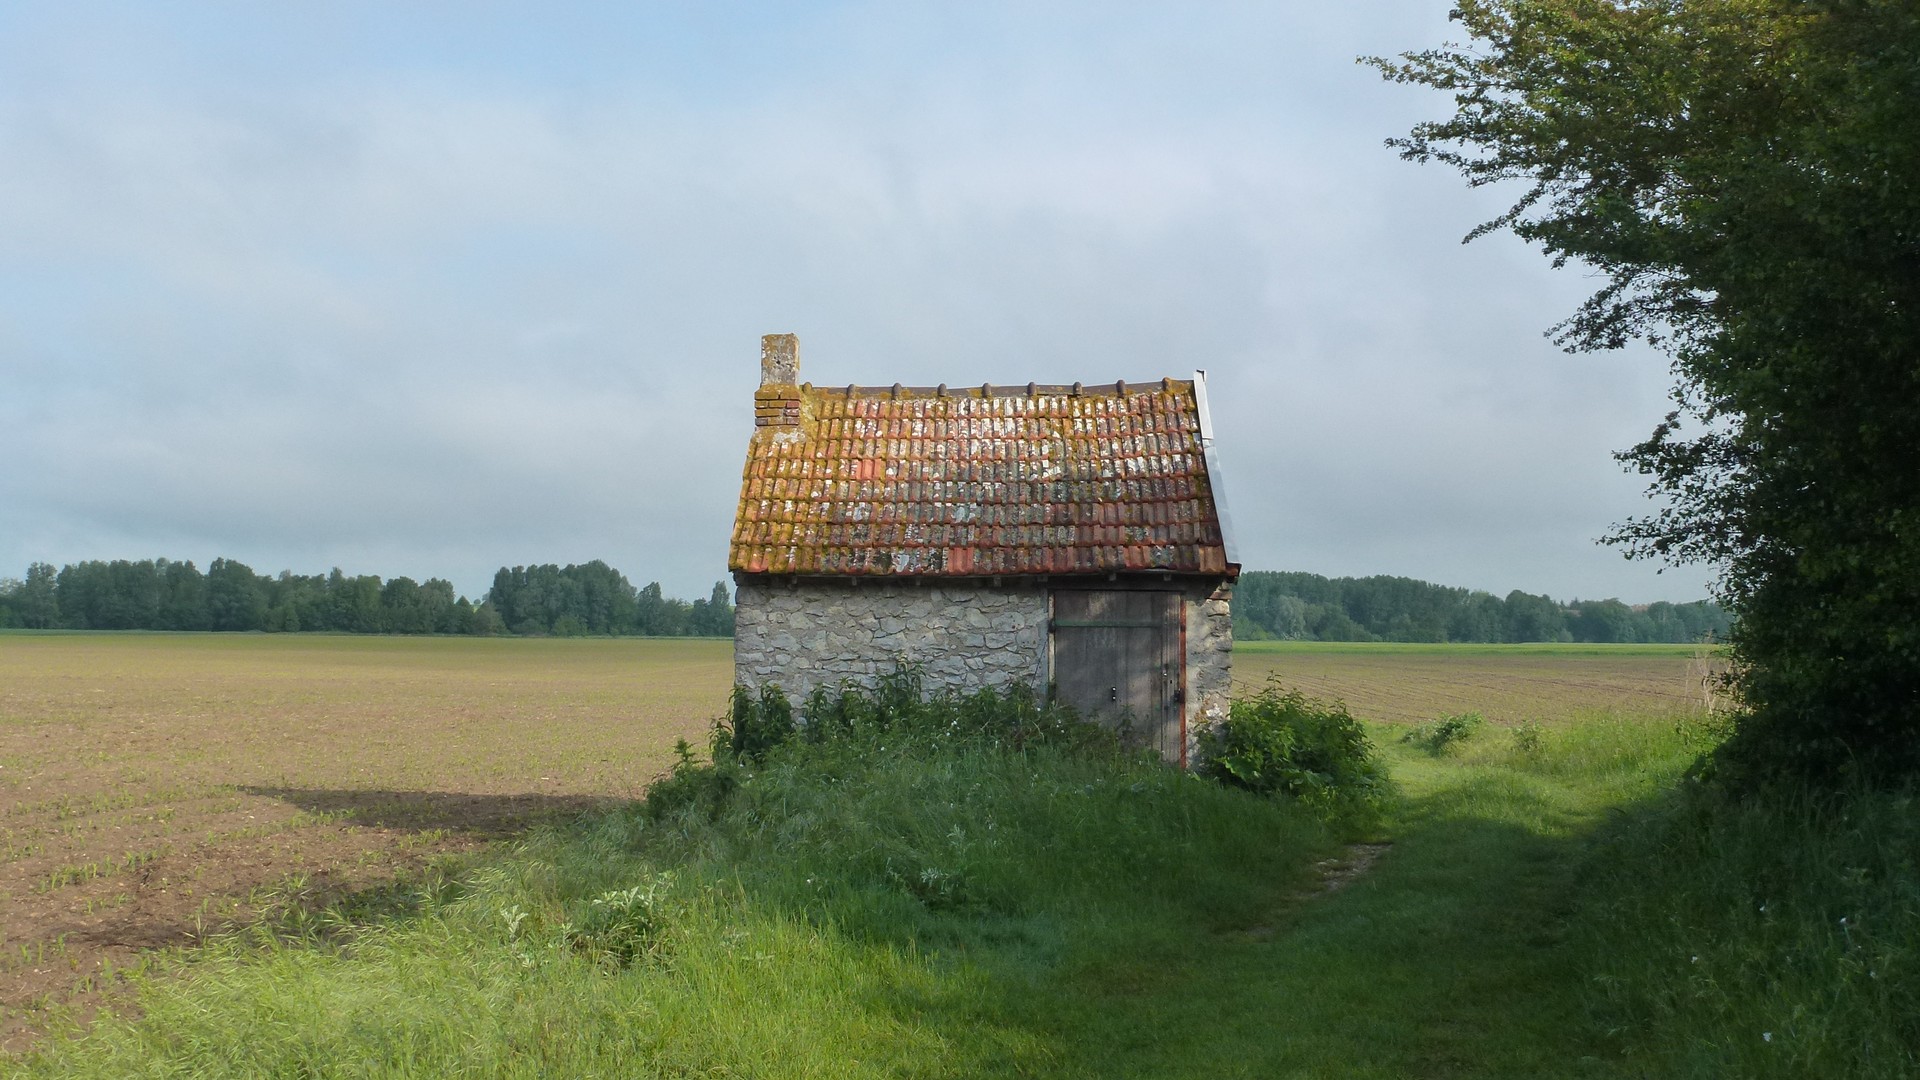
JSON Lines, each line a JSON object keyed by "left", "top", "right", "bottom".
{"left": 158, "top": 559, "right": 210, "bottom": 631}
{"left": 0, "top": 577, "right": 19, "bottom": 628}
{"left": 1501, "top": 590, "right": 1566, "bottom": 643}
{"left": 206, "top": 558, "right": 268, "bottom": 631}
{"left": 633, "top": 581, "right": 688, "bottom": 636}
{"left": 14, "top": 563, "right": 59, "bottom": 629}
{"left": 1375, "top": 1, "right": 1920, "bottom": 784}
{"left": 55, "top": 560, "right": 164, "bottom": 629}
{"left": 1447, "top": 592, "right": 1507, "bottom": 643}
{"left": 467, "top": 600, "right": 507, "bottom": 636}
{"left": 419, "top": 579, "right": 461, "bottom": 634}
{"left": 329, "top": 572, "right": 384, "bottom": 634}
{"left": 689, "top": 581, "right": 735, "bottom": 637}
{"left": 1264, "top": 594, "right": 1310, "bottom": 640}
{"left": 264, "top": 571, "right": 326, "bottom": 633}
{"left": 380, "top": 577, "right": 425, "bottom": 634}
{"left": 1569, "top": 598, "right": 1637, "bottom": 644}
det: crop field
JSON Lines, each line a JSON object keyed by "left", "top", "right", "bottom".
{"left": 0, "top": 634, "right": 730, "bottom": 1050}
{"left": 0, "top": 632, "right": 1713, "bottom": 1051}
{"left": 1235, "top": 640, "right": 1724, "bottom": 725}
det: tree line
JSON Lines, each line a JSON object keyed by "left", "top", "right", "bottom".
{"left": 1233, "top": 571, "right": 1730, "bottom": 645}
{"left": 0, "top": 558, "right": 735, "bottom": 638}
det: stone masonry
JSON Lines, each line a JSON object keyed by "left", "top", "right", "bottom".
{"left": 733, "top": 581, "right": 1050, "bottom": 705}
{"left": 735, "top": 576, "right": 1233, "bottom": 766}
{"left": 1184, "top": 580, "right": 1234, "bottom": 756}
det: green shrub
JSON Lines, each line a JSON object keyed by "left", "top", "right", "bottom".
{"left": 1194, "top": 681, "right": 1388, "bottom": 829}
{"left": 565, "top": 874, "right": 673, "bottom": 970}
{"left": 1401, "top": 711, "right": 1486, "bottom": 753}
{"left": 644, "top": 673, "right": 1123, "bottom": 840}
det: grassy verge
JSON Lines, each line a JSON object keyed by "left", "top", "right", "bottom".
{"left": 14, "top": 684, "right": 1915, "bottom": 1077}
{"left": 1573, "top": 774, "right": 1920, "bottom": 1076}
{"left": 15, "top": 685, "right": 1354, "bottom": 1077}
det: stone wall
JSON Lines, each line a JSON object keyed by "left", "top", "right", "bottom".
{"left": 734, "top": 576, "right": 1234, "bottom": 766}
{"left": 733, "top": 581, "right": 1049, "bottom": 704}
{"left": 1183, "top": 579, "right": 1235, "bottom": 760}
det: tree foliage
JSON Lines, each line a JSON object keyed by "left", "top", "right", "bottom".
{"left": 0, "top": 558, "right": 732, "bottom": 639}
{"left": 1373, "top": 1, "right": 1920, "bottom": 783}
{"left": 1233, "top": 569, "right": 1727, "bottom": 643}
{"left": 487, "top": 563, "right": 734, "bottom": 638}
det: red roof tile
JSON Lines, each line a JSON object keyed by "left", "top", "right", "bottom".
{"left": 729, "top": 378, "right": 1236, "bottom": 579}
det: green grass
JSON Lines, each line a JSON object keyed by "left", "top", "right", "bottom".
{"left": 1574, "top": 776, "right": 1920, "bottom": 1077}
{"left": 13, "top": 693, "right": 1916, "bottom": 1078}
{"left": 15, "top": 709, "right": 1348, "bottom": 1077}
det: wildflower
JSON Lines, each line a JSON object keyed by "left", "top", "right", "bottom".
{"left": 1763, "top": 1032, "right": 1773, "bottom": 1043}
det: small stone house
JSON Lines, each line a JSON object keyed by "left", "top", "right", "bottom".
{"left": 728, "top": 334, "right": 1239, "bottom": 764}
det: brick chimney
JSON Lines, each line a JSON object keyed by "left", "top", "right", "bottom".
{"left": 755, "top": 333, "right": 802, "bottom": 428}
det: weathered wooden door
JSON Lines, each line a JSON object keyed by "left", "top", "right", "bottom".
{"left": 1050, "top": 590, "right": 1185, "bottom": 763}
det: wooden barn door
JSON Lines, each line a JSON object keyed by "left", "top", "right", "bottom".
{"left": 1050, "top": 590, "right": 1185, "bottom": 763}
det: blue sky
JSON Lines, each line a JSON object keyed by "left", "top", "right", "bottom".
{"left": 0, "top": 3, "right": 1715, "bottom": 604}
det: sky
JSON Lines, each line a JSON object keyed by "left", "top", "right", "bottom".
{"left": 0, "top": 2, "right": 1718, "bottom": 605}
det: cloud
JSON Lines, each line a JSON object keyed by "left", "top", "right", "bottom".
{"left": 0, "top": 4, "right": 1714, "bottom": 602}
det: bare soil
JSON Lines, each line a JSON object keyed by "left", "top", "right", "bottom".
{"left": 0, "top": 634, "right": 731, "bottom": 1051}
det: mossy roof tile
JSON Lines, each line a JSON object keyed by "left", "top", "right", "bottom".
{"left": 729, "top": 379, "right": 1235, "bottom": 579}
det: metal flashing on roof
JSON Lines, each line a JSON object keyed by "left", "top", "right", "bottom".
{"left": 1191, "top": 369, "right": 1240, "bottom": 572}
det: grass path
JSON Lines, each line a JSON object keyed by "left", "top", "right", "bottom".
{"left": 1013, "top": 733, "right": 1686, "bottom": 1078}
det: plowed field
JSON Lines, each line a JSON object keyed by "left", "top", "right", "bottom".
{"left": 0, "top": 634, "right": 729, "bottom": 1049}
{"left": 1233, "top": 641, "right": 1724, "bottom": 725}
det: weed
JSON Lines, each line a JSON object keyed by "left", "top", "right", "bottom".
{"left": 1402, "top": 711, "right": 1487, "bottom": 753}
{"left": 564, "top": 874, "right": 674, "bottom": 970}
{"left": 38, "top": 863, "right": 104, "bottom": 894}
{"left": 718, "top": 684, "right": 794, "bottom": 763}
{"left": 1511, "top": 721, "right": 1545, "bottom": 755}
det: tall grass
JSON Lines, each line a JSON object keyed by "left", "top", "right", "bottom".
{"left": 1574, "top": 775, "right": 1920, "bottom": 1077}
{"left": 18, "top": 681, "right": 1349, "bottom": 1077}
{"left": 1433, "top": 708, "right": 1920, "bottom": 1075}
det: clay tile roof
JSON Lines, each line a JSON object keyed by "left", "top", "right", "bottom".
{"left": 729, "top": 377, "right": 1237, "bottom": 579}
